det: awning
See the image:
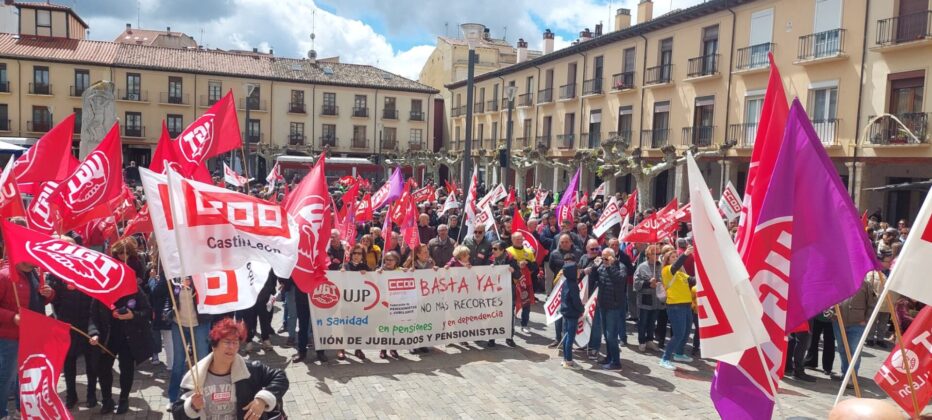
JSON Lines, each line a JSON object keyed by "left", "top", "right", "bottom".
{"left": 0, "top": 141, "right": 25, "bottom": 152}
{"left": 863, "top": 179, "right": 932, "bottom": 192}
{"left": 0, "top": 137, "right": 37, "bottom": 147}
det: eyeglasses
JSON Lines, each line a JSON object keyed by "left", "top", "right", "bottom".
{"left": 474, "top": 231, "right": 485, "bottom": 235}
{"left": 491, "top": 247, "right": 501, "bottom": 251}
{"left": 352, "top": 252, "right": 363, "bottom": 255}
{"left": 588, "top": 248, "right": 599, "bottom": 251}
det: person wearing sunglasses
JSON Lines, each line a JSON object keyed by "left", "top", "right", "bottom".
{"left": 376, "top": 252, "right": 402, "bottom": 360}
{"left": 488, "top": 241, "right": 520, "bottom": 348}
{"left": 463, "top": 225, "right": 491, "bottom": 266}
{"left": 590, "top": 248, "right": 627, "bottom": 371}
{"left": 579, "top": 239, "right": 604, "bottom": 361}
{"left": 634, "top": 245, "right": 664, "bottom": 353}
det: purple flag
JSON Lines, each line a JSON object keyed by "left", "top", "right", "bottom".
{"left": 372, "top": 167, "right": 404, "bottom": 210}
{"left": 759, "top": 99, "right": 878, "bottom": 327}
{"left": 556, "top": 168, "right": 580, "bottom": 226}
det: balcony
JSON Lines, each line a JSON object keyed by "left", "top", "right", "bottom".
{"left": 515, "top": 137, "right": 528, "bottom": 148}
{"left": 238, "top": 98, "right": 268, "bottom": 112}
{"left": 810, "top": 119, "right": 840, "bottom": 146}
{"left": 867, "top": 113, "right": 929, "bottom": 145}
{"left": 486, "top": 100, "right": 499, "bottom": 112}
{"left": 168, "top": 128, "right": 182, "bottom": 138}
{"left": 612, "top": 72, "right": 635, "bottom": 91}
{"left": 473, "top": 102, "right": 484, "bottom": 113}
{"left": 607, "top": 130, "right": 633, "bottom": 148}
{"left": 641, "top": 129, "right": 670, "bottom": 148}
{"left": 242, "top": 132, "right": 263, "bottom": 143}
{"left": 410, "top": 110, "right": 425, "bottom": 121}
{"left": 876, "top": 11, "right": 932, "bottom": 47}
{"left": 517, "top": 93, "right": 533, "bottom": 107}
{"left": 0, "top": 81, "right": 9, "bottom": 93}
{"left": 487, "top": 137, "right": 498, "bottom": 150}
{"left": 383, "top": 108, "right": 399, "bottom": 120}
{"left": 320, "top": 136, "right": 337, "bottom": 148}
{"left": 321, "top": 105, "right": 338, "bottom": 116}
{"left": 535, "top": 135, "right": 551, "bottom": 148}
{"left": 727, "top": 123, "right": 759, "bottom": 148}
{"left": 559, "top": 83, "right": 576, "bottom": 100}
{"left": 288, "top": 134, "right": 306, "bottom": 146}
{"left": 409, "top": 141, "right": 424, "bottom": 151}
{"left": 0, "top": 120, "right": 8, "bottom": 131}
{"left": 735, "top": 43, "right": 773, "bottom": 72}
{"left": 797, "top": 29, "right": 846, "bottom": 63}
{"left": 123, "top": 126, "right": 146, "bottom": 138}
{"left": 581, "top": 132, "right": 601, "bottom": 149}
{"left": 383, "top": 138, "right": 398, "bottom": 150}
{"left": 351, "top": 137, "right": 368, "bottom": 149}
{"left": 157, "top": 92, "right": 189, "bottom": 105}
{"left": 26, "top": 120, "right": 51, "bottom": 133}
{"left": 352, "top": 107, "right": 369, "bottom": 118}
{"left": 686, "top": 54, "right": 719, "bottom": 79}
{"left": 582, "top": 78, "right": 603, "bottom": 96}
{"left": 451, "top": 105, "right": 464, "bottom": 117}
{"left": 199, "top": 95, "right": 221, "bottom": 107}
{"left": 70, "top": 85, "right": 87, "bottom": 97}
{"left": 537, "top": 88, "right": 553, "bottom": 104}
{"left": 117, "top": 89, "right": 148, "bottom": 102}
{"left": 644, "top": 65, "right": 673, "bottom": 85}
{"left": 28, "top": 83, "right": 51, "bottom": 95}
{"left": 288, "top": 102, "right": 306, "bottom": 113}
{"left": 682, "top": 126, "right": 716, "bottom": 147}
{"left": 556, "top": 134, "right": 575, "bottom": 149}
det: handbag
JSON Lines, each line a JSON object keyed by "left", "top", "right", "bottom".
{"left": 655, "top": 280, "right": 667, "bottom": 302}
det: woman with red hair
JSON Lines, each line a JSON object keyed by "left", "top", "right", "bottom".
{"left": 171, "top": 318, "right": 289, "bottom": 420}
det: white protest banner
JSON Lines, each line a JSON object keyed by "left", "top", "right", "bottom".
{"left": 544, "top": 275, "right": 565, "bottom": 325}
{"left": 223, "top": 162, "right": 249, "bottom": 187}
{"left": 477, "top": 183, "right": 507, "bottom": 210}
{"left": 191, "top": 261, "right": 271, "bottom": 314}
{"left": 309, "top": 266, "right": 512, "bottom": 350}
{"left": 593, "top": 197, "right": 622, "bottom": 237}
{"left": 591, "top": 181, "right": 607, "bottom": 199}
{"left": 719, "top": 180, "right": 742, "bottom": 221}
{"left": 574, "top": 289, "right": 599, "bottom": 347}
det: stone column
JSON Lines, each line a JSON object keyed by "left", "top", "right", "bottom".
{"left": 552, "top": 166, "right": 560, "bottom": 191}
{"left": 80, "top": 81, "right": 117, "bottom": 159}
{"left": 673, "top": 163, "right": 688, "bottom": 203}
{"left": 845, "top": 161, "right": 866, "bottom": 210}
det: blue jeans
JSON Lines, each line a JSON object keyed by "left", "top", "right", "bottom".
{"left": 833, "top": 322, "right": 866, "bottom": 375}
{"left": 587, "top": 305, "right": 602, "bottom": 351}
{"left": 168, "top": 323, "right": 210, "bottom": 402}
{"left": 285, "top": 289, "right": 297, "bottom": 338}
{"left": 637, "top": 308, "right": 660, "bottom": 344}
{"left": 603, "top": 308, "right": 624, "bottom": 366}
{"left": 563, "top": 315, "right": 578, "bottom": 362}
{"left": 662, "top": 304, "right": 692, "bottom": 362}
{"left": 0, "top": 339, "right": 18, "bottom": 417}
{"left": 554, "top": 317, "right": 563, "bottom": 342}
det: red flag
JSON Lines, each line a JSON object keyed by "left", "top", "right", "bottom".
{"left": 381, "top": 204, "right": 393, "bottom": 255}
{"left": 26, "top": 181, "right": 62, "bottom": 235}
{"left": 576, "top": 192, "right": 588, "bottom": 210}
{"left": 355, "top": 193, "right": 373, "bottom": 222}
{"left": 622, "top": 199, "right": 678, "bottom": 244}
{"left": 503, "top": 187, "right": 516, "bottom": 209}
{"left": 14, "top": 114, "right": 78, "bottom": 183}
{"left": 120, "top": 204, "right": 153, "bottom": 239}
{"left": 171, "top": 91, "right": 242, "bottom": 177}
{"left": 401, "top": 198, "right": 420, "bottom": 250}
{"left": 150, "top": 121, "right": 212, "bottom": 183}
{"left": 675, "top": 203, "right": 692, "bottom": 223}
{"left": 17, "top": 309, "right": 72, "bottom": 420}
{"left": 512, "top": 207, "right": 546, "bottom": 266}
{"left": 49, "top": 123, "right": 124, "bottom": 231}
{"left": 861, "top": 209, "right": 869, "bottom": 229}
{"left": 284, "top": 154, "right": 333, "bottom": 293}
{"left": 619, "top": 190, "right": 638, "bottom": 221}
{"left": 874, "top": 306, "right": 932, "bottom": 418}
{"left": 0, "top": 159, "right": 26, "bottom": 219}
{"left": 411, "top": 185, "right": 433, "bottom": 204}
{"left": 111, "top": 185, "right": 137, "bottom": 221}
{"left": 2, "top": 221, "right": 137, "bottom": 307}
{"left": 338, "top": 182, "right": 361, "bottom": 221}
{"left": 444, "top": 180, "right": 455, "bottom": 194}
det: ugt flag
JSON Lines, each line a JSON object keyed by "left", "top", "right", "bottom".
{"left": 150, "top": 121, "right": 212, "bottom": 184}
{"left": 0, "top": 158, "right": 26, "bottom": 219}
{"left": 874, "top": 305, "right": 932, "bottom": 418}
{"left": 13, "top": 114, "right": 79, "bottom": 183}
{"left": 17, "top": 309, "right": 72, "bottom": 420}
{"left": 140, "top": 167, "right": 299, "bottom": 280}
{"left": 284, "top": 154, "right": 333, "bottom": 293}
{"left": 2, "top": 221, "right": 137, "bottom": 308}
{"left": 167, "top": 91, "right": 242, "bottom": 178}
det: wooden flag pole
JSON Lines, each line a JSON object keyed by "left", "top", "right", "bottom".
{"left": 885, "top": 293, "right": 921, "bottom": 418}
{"left": 69, "top": 325, "right": 115, "bottom": 358}
{"left": 833, "top": 304, "right": 862, "bottom": 398}
{"left": 239, "top": 145, "right": 252, "bottom": 195}
{"left": 165, "top": 278, "right": 200, "bottom": 393}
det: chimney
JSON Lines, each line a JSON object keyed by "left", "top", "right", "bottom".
{"left": 253, "top": 47, "right": 258, "bottom": 53}
{"left": 543, "top": 29, "right": 554, "bottom": 54}
{"left": 615, "top": 8, "right": 631, "bottom": 31}
{"left": 125, "top": 23, "right": 132, "bottom": 34}
{"left": 594, "top": 23, "right": 603, "bottom": 37}
{"left": 516, "top": 38, "right": 528, "bottom": 63}
{"left": 483, "top": 27, "right": 491, "bottom": 40}
{"left": 166, "top": 26, "right": 171, "bottom": 35}
{"left": 579, "top": 28, "right": 592, "bottom": 42}
{"left": 637, "top": 0, "right": 653, "bottom": 24}
{"left": 269, "top": 48, "right": 273, "bottom": 55}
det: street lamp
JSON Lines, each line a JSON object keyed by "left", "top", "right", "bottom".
{"left": 460, "top": 23, "right": 481, "bottom": 189}
{"left": 243, "top": 83, "right": 257, "bottom": 177}
{"left": 502, "top": 85, "right": 518, "bottom": 189}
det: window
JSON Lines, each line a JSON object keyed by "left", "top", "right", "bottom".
{"left": 749, "top": 9, "right": 774, "bottom": 67}
{"left": 74, "top": 70, "right": 89, "bottom": 97}
{"left": 125, "top": 112, "right": 142, "bottom": 137}
{"left": 522, "top": 118, "right": 532, "bottom": 145}
{"left": 246, "top": 86, "right": 260, "bottom": 109}
{"left": 246, "top": 119, "right": 260, "bottom": 143}
{"left": 545, "top": 68, "right": 554, "bottom": 89}
{"left": 812, "top": 0, "right": 842, "bottom": 57}
{"left": 31, "top": 106, "right": 51, "bottom": 132}
{"left": 289, "top": 122, "right": 305, "bottom": 145}
{"left": 353, "top": 125, "right": 367, "bottom": 147}
{"left": 651, "top": 101, "right": 670, "bottom": 148}
{"left": 354, "top": 95, "right": 367, "bottom": 117}
{"left": 384, "top": 97, "right": 397, "bottom": 119}
{"left": 33, "top": 66, "right": 49, "bottom": 94}
{"left": 208, "top": 81, "right": 222, "bottom": 104}
{"left": 692, "top": 96, "right": 715, "bottom": 146}
{"left": 659, "top": 38, "right": 673, "bottom": 81}
{"left": 491, "top": 121, "right": 498, "bottom": 144}
{"left": 889, "top": 76, "right": 924, "bottom": 115}
{"left": 0, "top": 64, "right": 7, "bottom": 92}
{"left": 744, "top": 94, "right": 764, "bottom": 145}
{"left": 623, "top": 48, "right": 636, "bottom": 73}
{"left": 167, "top": 77, "right": 183, "bottom": 103}
{"left": 384, "top": 97, "right": 396, "bottom": 109}
{"left": 618, "top": 106, "right": 633, "bottom": 144}
{"left": 126, "top": 73, "right": 141, "bottom": 100}
{"left": 809, "top": 84, "right": 838, "bottom": 144}
{"left": 410, "top": 128, "right": 423, "bottom": 149}
{"left": 167, "top": 114, "right": 183, "bottom": 137}
{"left": 588, "top": 110, "right": 601, "bottom": 148}
{"left": 36, "top": 10, "right": 51, "bottom": 30}
{"left": 477, "top": 123, "right": 484, "bottom": 145}
{"left": 321, "top": 92, "right": 336, "bottom": 115}
{"left": 0, "top": 104, "right": 9, "bottom": 130}
{"left": 321, "top": 124, "right": 336, "bottom": 147}
{"left": 288, "top": 90, "right": 305, "bottom": 113}
{"left": 383, "top": 127, "right": 397, "bottom": 148}
{"left": 411, "top": 99, "right": 423, "bottom": 119}
{"left": 701, "top": 26, "right": 719, "bottom": 74}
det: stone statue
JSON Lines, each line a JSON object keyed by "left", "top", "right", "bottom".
{"left": 80, "top": 80, "right": 117, "bottom": 159}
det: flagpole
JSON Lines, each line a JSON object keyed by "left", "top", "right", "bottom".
{"left": 69, "top": 325, "right": 115, "bottom": 358}
{"left": 736, "top": 293, "right": 787, "bottom": 420}
{"left": 239, "top": 145, "right": 252, "bottom": 196}
{"left": 834, "top": 283, "right": 888, "bottom": 405}
{"left": 833, "top": 303, "right": 862, "bottom": 398}
{"left": 885, "top": 293, "right": 921, "bottom": 418}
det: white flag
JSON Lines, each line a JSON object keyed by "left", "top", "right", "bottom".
{"left": 592, "top": 196, "right": 622, "bottom": 237}
{"left": 440, "top": 192, "right": 459, "bottom": 216}
{"left": 266, "top": 162, "right": 283, "bottom": 189}
{"left": 473, "top": 203, "right": 496, "bottom": 231}
{"left": 591, "top": 181, "right": 607, "bottom": 199}
{"left": 885, "top": 186, "right": 932, "bottom": 305}
{"left": 477, "top": 183, "right": 507, "bottom": 210}
{"left": 718, "top": 180, "right": 742, "bottom": 221}
{"left": 223, "top": 162, "right": 249, "bottom": 187}
{"left": 687, "top": 153, "right": 767, "bottom": 365}
{"left": 140, "top": 167, "right": 299, "bottom": 279}
{"left": 192, "top": 261, "right": 271, "bottom": 314}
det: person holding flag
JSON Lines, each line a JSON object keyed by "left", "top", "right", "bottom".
{"left": 489, "top": 240, "right": 521, "bottom": 348}
{"left": 658, "top": 246, "right": 695, "bottom": 370}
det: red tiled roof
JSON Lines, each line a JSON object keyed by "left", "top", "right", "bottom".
{"left": 0, "top": 34, "right": 117, "bottom": 65}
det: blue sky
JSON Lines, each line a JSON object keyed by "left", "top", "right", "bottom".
{"left": 70, "top": 0, "right": 703, "bottom": 80}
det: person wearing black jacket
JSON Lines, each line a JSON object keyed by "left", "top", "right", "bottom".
{"left": 591, "top": 248, "right": 627, "bottom": 370}
{"left": 48, "top": 273, "right": 99, "bottom": 409}
{"left": 547, "top": 234, "right": 582, "bottom": 348}
{"left": 88, "top": 286, "right": 153, "bottom": 414}
{"left": 171, "top": 318, "right": 289, "bottom": 420}
{"left": 559, "top": 254, "right": 584, "bottom": 370}
{"left": 488, "top": 241, "right": 521, "bottom": 348}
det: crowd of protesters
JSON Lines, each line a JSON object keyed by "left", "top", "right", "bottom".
{"left": 0, "top": 165, "right": 922, "bottom": 418}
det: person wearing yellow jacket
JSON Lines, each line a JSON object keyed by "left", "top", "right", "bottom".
{"left": 658, "top": 246, "right": 695, "bottom": 370}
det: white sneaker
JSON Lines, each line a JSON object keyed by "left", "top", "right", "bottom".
{"left": 638, "top": 343, "right": 647, "bottom": 352}
{"left": 521, "top": 327, "right": 530, "bottom": 334}
{"left": 562, "top": 361, "right": 582, "bottom": 370}
{"left": 658, "top": 359, "right": 676, "bottom": 370}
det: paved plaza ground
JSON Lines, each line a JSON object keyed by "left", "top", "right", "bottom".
{"left": 60, "top": 298, "right": 921, "bottom": 419}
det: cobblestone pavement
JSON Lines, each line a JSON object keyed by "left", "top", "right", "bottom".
{"left": 58, "top": 299, "right": 922, "bottom": 419}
